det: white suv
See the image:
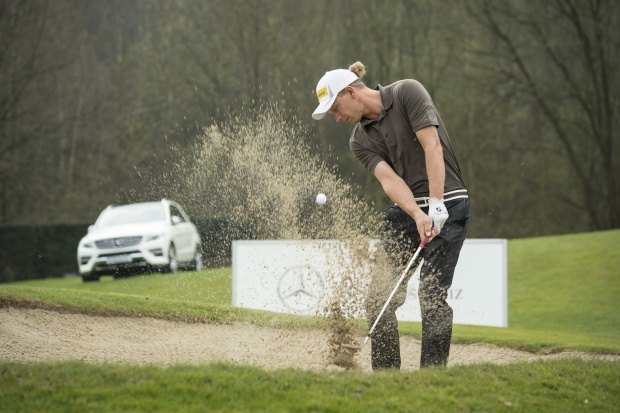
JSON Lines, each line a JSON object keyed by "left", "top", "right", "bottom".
{"left": 77, "top": 199, "right": 202, "bottom": 282}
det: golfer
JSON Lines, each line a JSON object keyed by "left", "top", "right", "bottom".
{"left": 312, "top": 62, "right": 470, "bottom": 369}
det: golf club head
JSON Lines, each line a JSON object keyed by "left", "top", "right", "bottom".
{"left": 340, "top": 336, "right": 370, "bottom": 352}
{"left": 341, "top": 343, "right": 362, "bottom": 352}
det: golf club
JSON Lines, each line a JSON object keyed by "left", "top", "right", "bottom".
{"left": 341, "top": 235, "right": 430, "bottom": 352}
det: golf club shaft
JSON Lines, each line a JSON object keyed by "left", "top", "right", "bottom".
{"left": 365, "top": 238, "right": 428, "bottom": 342}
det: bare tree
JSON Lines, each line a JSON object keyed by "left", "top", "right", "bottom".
{"left": 468, "top": 0, "right": 620, "bottom": 230}
{"left": 0, "top": 0, "right": 54, "bottom": 222}
{"left": 0, "top": 0, "right": 164, "bottom": 224}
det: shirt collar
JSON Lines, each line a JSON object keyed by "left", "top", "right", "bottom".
{"left": 360, "top": 84, "right": 392, "bottom": 126}
{"left": 377, "top": 84, "right": 393, "bottom": 111}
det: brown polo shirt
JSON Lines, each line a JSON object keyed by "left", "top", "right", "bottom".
{"left": 349, "top": 79, "right": 466, "bottom": 198}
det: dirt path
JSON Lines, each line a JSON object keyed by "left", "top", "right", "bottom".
{"left": 0, "top": 308, "right": 615, "bottom": 372}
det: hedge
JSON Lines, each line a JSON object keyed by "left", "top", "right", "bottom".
{"left": 0, "top": 219, "right": 256, "bottom": 283}
{"left": 0, "top": 224, "right": 87, "bottom": 283}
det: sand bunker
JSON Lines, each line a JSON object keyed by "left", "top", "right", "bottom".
{"left": 1, "top": 308, "right": 614, "bottom": 371}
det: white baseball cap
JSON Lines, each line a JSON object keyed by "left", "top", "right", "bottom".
{"left": 312, "top": 69, "right": 359, "bottom": 120}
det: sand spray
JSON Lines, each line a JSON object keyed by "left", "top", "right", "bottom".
{"left": 140, "top": 103, "right": 393, "bottom": 368}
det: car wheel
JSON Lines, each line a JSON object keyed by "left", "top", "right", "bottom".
{"left": 167, "top": 244, "right": 178, "bottom": 273}
{"left": 192, "top": 246, "right": 203, "bottom": 272}
{"left": 82, "top": 274, "right": 100, "bottom": 282}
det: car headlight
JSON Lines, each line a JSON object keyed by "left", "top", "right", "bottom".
{"left": 81, "top": 241, "right": 93, "bottom": 248}
{"left": 145, "top": 233, "right": 164, "bottom": 242}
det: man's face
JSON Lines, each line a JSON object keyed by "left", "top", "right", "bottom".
{"left": 327, "top": 88, "right": 362, "bottom": 124}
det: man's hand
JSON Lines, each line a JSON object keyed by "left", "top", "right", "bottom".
{"left": 413, "top": 209, "right": 436, "bottom": 242}
{"left": 428, "top": 198, "right": 449, "bottom": 234}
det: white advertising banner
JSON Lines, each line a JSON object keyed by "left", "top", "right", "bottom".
{"left": 232, "top": 239, "right": 507, "bottom": 327}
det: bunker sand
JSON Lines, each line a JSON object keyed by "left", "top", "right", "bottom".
{"left": 1, "top": 308, "right": 614, "bottom": 371}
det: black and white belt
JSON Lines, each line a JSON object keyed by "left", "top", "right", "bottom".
{"left": 414, "top": 189, "right": 468, "bottom": 207}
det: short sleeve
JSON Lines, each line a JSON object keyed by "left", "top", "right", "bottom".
{"left": 396, "top": 79, "right": 439, "bottom": 133}
{"left": 349, "top": 126, "right": 385, "bottom": 174}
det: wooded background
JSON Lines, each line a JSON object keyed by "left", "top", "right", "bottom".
{"left": 2, "top": 0, "right": 618, "bottom": 238}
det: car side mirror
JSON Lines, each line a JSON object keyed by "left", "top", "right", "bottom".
{"left": 172, "top": 216, "right": 182, "bottom": 225}
{"left": 87, "top": 225, "right": 94, "bottom": 233}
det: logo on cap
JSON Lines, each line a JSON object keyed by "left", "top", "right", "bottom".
{"left": 316, "top": 87, "right": 328, "bottom": 101}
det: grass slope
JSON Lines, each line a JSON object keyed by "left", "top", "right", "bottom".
{"left": 508, "top": 229, "right": 619, "bottom": 338}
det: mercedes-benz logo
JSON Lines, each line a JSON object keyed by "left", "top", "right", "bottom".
{"left": 277, "top": 265, "right": 325, "bottom": 313}
{"left": 114, "top": 238, "right": 123, "bottom": 247}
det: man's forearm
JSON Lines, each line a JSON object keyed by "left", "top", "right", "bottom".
{"left": 426, "top": 145, "right": 445, "bottom": 200}
{"left": 374, "top": 161, "right": 422, "bottom": 218}
{"left": 416, "top": 126, "right": 445, "bottom": 200}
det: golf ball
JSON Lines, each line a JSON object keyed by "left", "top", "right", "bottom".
{"left": 316, "top": 193, "right": 327, "bottom": 205}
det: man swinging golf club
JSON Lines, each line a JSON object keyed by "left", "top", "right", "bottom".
{"left": 312, "top": 62, "right": 470, "bottom": 369}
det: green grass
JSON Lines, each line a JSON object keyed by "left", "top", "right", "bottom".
{"left": 508, "top": 230, "right": 620, "bottom": 339}
{"left": 18, "top": 268, "right": 232, "bottom": 305}
{"left": 1, "top": 359, "right": 617, "bottom": 412}
{"left": 1, "top": 230, "right": 619, "bottom": 412}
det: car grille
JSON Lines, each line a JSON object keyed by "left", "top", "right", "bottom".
{"left": 95, "top": 236, "right": 143, "bottom": 249}
{"left": 98, "top": 250, "right": 141, "bottom": 258}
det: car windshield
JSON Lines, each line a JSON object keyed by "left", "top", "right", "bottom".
{"left": 96, "top": 203, "right": 166, "bottom": 227}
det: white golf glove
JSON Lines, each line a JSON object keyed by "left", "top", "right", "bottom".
{"left": 428, "top": 197, "right": 449, "bottom": 234}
